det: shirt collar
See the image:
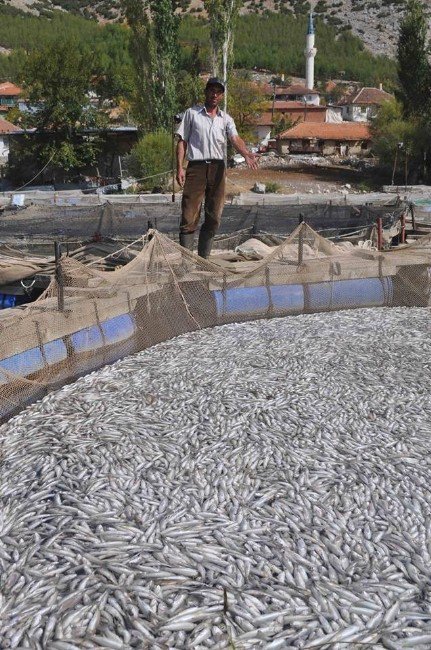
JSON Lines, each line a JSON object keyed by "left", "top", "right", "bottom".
{"left": 199, "top": 104, "right": 223, "bottom": 117}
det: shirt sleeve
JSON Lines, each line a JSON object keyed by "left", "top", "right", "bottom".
{"left": 175, "top": 109, "right": 191, "bottom": 142}
{"left": 226, "top": 114, "right": 238, "bottom": 139}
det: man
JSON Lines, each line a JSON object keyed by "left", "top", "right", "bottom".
{"left": 176, "top": 77, "right": 259, "bottom": 259}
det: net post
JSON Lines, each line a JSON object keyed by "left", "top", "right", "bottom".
{"left": 376, "top": 217, "right": 383, "bottom": 251}
{"left": 409, "top": 203, "right": 416, "bottom": 231}
{"left": 298, "top": 214, "right": 305, "bottom": 267}
{"left": 54, "top": 242, "right": 64, "bottom": 312}
{"left": 400, "top": 212, "right": 406, "bottom": 244}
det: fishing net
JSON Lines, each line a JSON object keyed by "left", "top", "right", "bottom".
{"left": 1, "top": 218, "right": 431, "bottom": 422}
{"left": 0, "top": 198, "right": 408, "bottom": 241}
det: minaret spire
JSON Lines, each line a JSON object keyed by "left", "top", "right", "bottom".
{"left": 305, "top": 11, "right": 317, "bottom": 90}
{"left": 307, "top": 12, "right": 315, "bottom": 36}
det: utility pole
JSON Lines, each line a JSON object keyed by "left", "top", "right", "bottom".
{"left": 391, "top": 142, "right": 403, "bottom": 186}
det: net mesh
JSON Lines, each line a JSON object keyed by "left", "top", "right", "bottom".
{"left": 1, "top": 222, "right": 430, "bottom": 422}
{"left": 0, "top": 199, "right": 407, "bottom": 241}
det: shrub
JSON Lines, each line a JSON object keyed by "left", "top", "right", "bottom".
{"left": 126, "top": 130, "right": 172, "bottom": 190}
{"left": 266, "top": 181, "right": 281, "bottom": 193}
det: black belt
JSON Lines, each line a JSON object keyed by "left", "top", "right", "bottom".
{"left": 189, "top": 159, "right": 224, "bottom": 164}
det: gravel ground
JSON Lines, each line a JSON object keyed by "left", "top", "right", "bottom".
{"left": 1, "top": 307, "right": 431, "bottom": 649}
{"left": 226, "top": 165, "right": 373, "bottom": 196}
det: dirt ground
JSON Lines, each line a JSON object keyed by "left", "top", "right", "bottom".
{"left": 225, "top": 164, "right": 382, "bottom": 197}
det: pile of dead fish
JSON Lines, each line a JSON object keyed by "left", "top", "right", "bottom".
{"left": 1, "top": 307, "right": 431, "bottom": 649}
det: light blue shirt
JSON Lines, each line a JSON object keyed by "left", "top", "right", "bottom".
{"left": 176, "top": 104, "right": 238, "bottom": 161}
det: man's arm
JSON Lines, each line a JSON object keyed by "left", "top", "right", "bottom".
{"left": 176, "top": 138, "right": 187, "bottom": 187}
{"left": 230, "top": 135, "right": 259, "bottom": 170}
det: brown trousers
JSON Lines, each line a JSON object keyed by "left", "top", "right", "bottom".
{"left": 180, "top": 160, "right": 226, "bottom": 236}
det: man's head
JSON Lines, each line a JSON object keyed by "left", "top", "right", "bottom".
{"left": 205, "top": 77, "right": 225, "bottom": 108}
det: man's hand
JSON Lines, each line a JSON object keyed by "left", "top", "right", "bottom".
{"left": 244, "top": 152, "right": 259, "bottom": 171}
{"left": 176, "top": 168, "right": 186, "bottom": 188}
{"left": 230, "top": 135, "right": 260, "bottom": 171}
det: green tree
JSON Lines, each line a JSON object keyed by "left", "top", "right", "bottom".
{"left": 227, "top": 73, "right": 266, "bottom": 136}
{"left": 150, "top": 0, "right": 180, "bottom": 129}
{"left": 397, "top": 0, "right": 431, "bottom": 117}
{"left": 372, "top": 99, "right": 415, "bottom": 164}
{"left": 126, "top": 130, "right": 172, "bottom": 189}
{"left": 122, "top": 0, "right": 154, "bottom": 128}
{"left": 371, "top": 98, "right": 428, "bottom": 183}
{"left": 204, "top": 0, "right": 243, "bottom": 81}
{"left": 122, "top": 0, "right": 179, "bottom": 130}
{"left": 177, "top": 71, "right": 205, "bottom": 111}
{"left": 10, "top": 37, "right": 105, "bottom": 183}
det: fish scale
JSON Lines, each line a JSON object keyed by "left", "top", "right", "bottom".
{"left": 1, "top": 307, "right": 431, "bottom": 648}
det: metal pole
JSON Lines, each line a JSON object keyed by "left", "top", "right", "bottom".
{"left": 172, "top": 115, "right": 176, "bottom": 203}
{"left": 118, "top": 155, "right": 123, "bottom": 190}
{"left": 404, "top": 151, "right": 408, "bottom": 192}
{"left": 391, "top": 147, "right": 398, "bottom": 185}
{"left": 54, "top": 242, "right": 64, "bottom": 312}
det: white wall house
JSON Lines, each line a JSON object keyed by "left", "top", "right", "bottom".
{"left": 0, "top": 119, "right": 20, "bottom": 164}
{"left": 339, "top": 87, "right": 394, "bottom": 122}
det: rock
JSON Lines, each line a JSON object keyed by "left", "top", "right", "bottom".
{"left": 253, "top": 182, "right": 266, "bottom": 194}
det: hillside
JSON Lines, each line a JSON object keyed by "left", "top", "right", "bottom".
{"left": 0, "top": 0, "right": 422, "bottom": 56}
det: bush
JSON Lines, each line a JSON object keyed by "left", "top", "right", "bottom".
{"left": 265, "top": 181, "right": 281, "bottom": 193}
{"left": 126, "top": 130, "right": 172, "bottom": 190}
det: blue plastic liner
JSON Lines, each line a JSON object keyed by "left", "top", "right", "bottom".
{"left": 213, "top": 284, "right": 305, "bottom": 316}
{"left": 71, "top": 325, "right": 104, "bottom": 353}
{"left": 305, "top": 278, "right": 393, "bottom": 311}
{"left": 214, "top": 278, "right": 393, "bottom": 318}
{"left": 0, "top": 347, "right": 45, "bottom": 377}
{"left": 101, "top": 314, "right": 135, "bottom": 344}
{"left": 44, "top": 339, "right": 68, "bottom": 364}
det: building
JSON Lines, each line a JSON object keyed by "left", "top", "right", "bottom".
{"left": 268, "top": 101, "right": 342, "bottom": 123}
{"left": 0, "top": 118, "right": 20, "bottom": 166}
{"left": 248, "top": 103, "right": 343, "bottom": 145}
{"left": 0, "top": 82, "right": 22, "bottom": 115}
{"left": 338, "top": 86, "right": 394, "bottom": 122}
{"left": 276, "top": 122, "right": 371, "bottom": 156}
{"left": 305, "top": 12, "right": 317, "bottom": 91}
{"left": 249, "top": 112, "right": 274, "bottom": 145}
{"left": 271, "top": 84, "right": 320, "bottom": 107}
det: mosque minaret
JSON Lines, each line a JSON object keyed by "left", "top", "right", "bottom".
{"left": 305, "top": 12, "right": 317, "bottom": 90}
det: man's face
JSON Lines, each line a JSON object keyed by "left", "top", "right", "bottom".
{"left": 205, "top": 84, "right": 224, "bottom": 108}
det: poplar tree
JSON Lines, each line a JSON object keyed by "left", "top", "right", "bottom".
{"left": 122, "top": 0, "right": 179, "bottom": 130}
{"left": 204, "top": 0, "right": 243, "bottom": 81}
{"left": 397, "top": 0, "right": 431, "bottom": 117}
{"left": 122, "top": 0, "right": 154, "bottom": 128}
{"left": 150, "top": 0, "right": 179, "bottom": 130}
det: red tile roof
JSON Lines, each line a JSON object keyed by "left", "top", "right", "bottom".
{"left": 277, "top": 122, "right": 371, "bottom": 141}
{"left": 0, "top": 118, "right": 20, "bottom": 134}
{"left": 0, "top": 82, "right": 22, "bottom": 97}
{"left": 338, "top": 87, "right": 393, "bottom": 106}
{"left": 325, "top": 80, "right": 337, "bottom": 92}
{"left": 283, "top": 84, "right": 320, "bottom": 95}
{"left": 267, "top": 101, "right": 326, "bottom": 111}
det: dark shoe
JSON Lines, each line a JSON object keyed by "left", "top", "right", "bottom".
{"left": 198, "top": 231, "right": 214, "bottom": 259}
{"left": 179, "top": 232, "right": 195, "bottom": 251}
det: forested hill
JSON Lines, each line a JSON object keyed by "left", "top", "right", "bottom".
{"left": 0, "top": 7, "right": 396, "bottom": 90}
{"left": 0, "top": 0, "right": 417, "bottom": 57}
